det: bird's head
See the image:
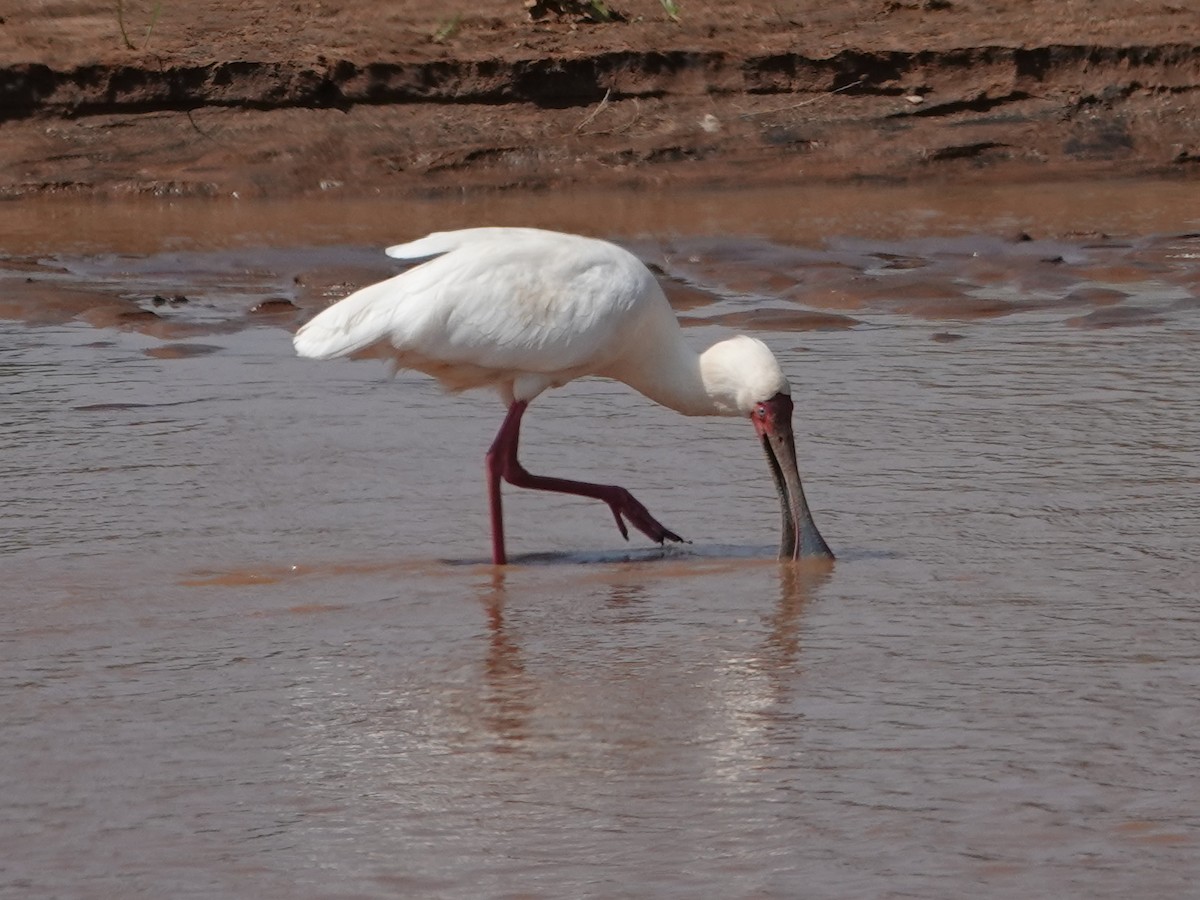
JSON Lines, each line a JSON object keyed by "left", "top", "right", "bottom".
{"left": 698, "top": 335, "right": 789, "bottom": 415}
{"left": 701, "top": 336, "right": 835, "bottom": 562}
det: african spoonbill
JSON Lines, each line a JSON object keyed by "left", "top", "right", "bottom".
{"left": 293, "top": 227, "right": 833, "bottom": 565}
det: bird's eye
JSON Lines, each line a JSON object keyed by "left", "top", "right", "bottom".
{"left": 756, "top": 404, "right": 767, "bottom": 419}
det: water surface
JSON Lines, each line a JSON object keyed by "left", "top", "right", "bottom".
{"left": 3, "top": 182, "right": 1199, "bottom": 898}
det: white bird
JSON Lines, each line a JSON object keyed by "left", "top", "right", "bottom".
{"left": 294, "top": 227, "right": 833, "bottom": 565}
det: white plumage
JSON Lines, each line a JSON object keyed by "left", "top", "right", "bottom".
{"left": 295, "top": 227, "right": 833, "bottom": 564}
{"left": 295, "top": 228, "right": 662, "bottom": 403}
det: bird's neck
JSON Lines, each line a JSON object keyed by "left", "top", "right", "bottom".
{"left": 612, "top": 334, "right": 734, "bottom": 418}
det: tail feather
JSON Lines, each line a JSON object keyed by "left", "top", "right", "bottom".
{"left": 293, "top": 275, "right": 405, "bottom": 360}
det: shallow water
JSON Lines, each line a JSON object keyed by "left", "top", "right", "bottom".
{"left": 3, "top": 182, "right": 1199, "bottom": 898}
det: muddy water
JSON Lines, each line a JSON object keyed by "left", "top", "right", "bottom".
{"left": 3, "top": 183, "right": 1200, "bottom": 898}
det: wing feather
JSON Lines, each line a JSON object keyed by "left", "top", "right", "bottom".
{"left": 294, "top": 230, "right": 665, "bottom": 389}
{"left": 384, "top": 227, "right": 551, "bottom": 263}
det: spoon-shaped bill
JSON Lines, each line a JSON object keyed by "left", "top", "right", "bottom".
{"left": 754, "top": 393, "right": 834, "bottom": 561}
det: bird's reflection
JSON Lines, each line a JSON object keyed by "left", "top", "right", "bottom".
{"left": 476, "top": 569, "right": 534, "bottom": 748}
{"left": 473, "top": 568, "right": 658, "bottom": 748}
{"left": 473, "top": 560, "right": 831, "bottom": 753}
{"left": 759, "top": 562, "right": 832, "bottom": 673}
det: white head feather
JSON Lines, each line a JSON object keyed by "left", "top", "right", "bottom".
{"left": 699, "top": 335, "right": 791, "bottom": 415}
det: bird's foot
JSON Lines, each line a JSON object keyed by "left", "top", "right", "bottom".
{"left": 604, "top": 487, "right": 685, "bottom": 546}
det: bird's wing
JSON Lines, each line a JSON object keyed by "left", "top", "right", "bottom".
{"left": 294, "top": 230, "right": 663, "bottom": 380}
{"left": 293, "top": 271, "right": 413, "bottom": 360}
{"left": 384, "top": 227, "right": 553, "bottom": 264}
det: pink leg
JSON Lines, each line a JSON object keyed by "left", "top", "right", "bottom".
{"left": 485, "top": 402, "right": 525, "bottom": 565}
{"left": 484, "top": 401, "right": 684, "bottom": 565}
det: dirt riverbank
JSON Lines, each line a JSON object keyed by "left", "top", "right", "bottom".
{"left": 2, "top": 1, "right": 1199, "bottom": 199}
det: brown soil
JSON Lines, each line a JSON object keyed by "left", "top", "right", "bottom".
{"left": 2, "top": 0, "right": 1199, "bottom": 199}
